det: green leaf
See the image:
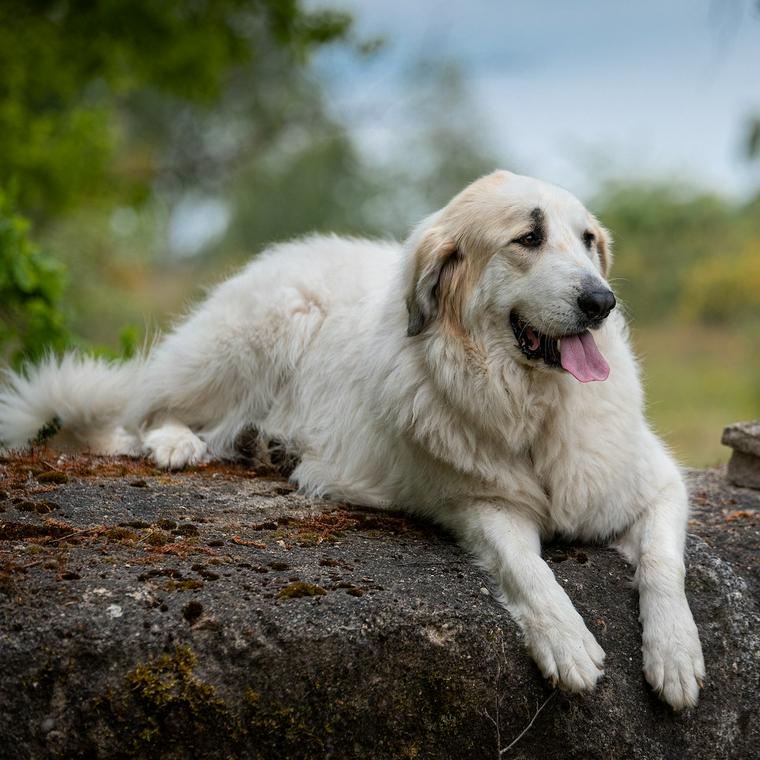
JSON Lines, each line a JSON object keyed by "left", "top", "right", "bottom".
{"left": 10, "top": 249, "right": 39, "bottom": 293}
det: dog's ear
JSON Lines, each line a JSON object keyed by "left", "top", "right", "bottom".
{"left": 406, "top": 229, "right": 461, "bottom": 337}
{"left": 595, "top": 224, "right": 613, "bottom": 278}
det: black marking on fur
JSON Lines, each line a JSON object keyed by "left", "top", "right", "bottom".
{"left": 34, "top": 416, "right": 62, "bottom": 445}
{"left": 406, "top": 296, "right": 426, "bottom": 337}
{"left": 235, "top": 427, "right": 300, "bottom": 477}
{"left": 513, "top": 208, "right": 545, "bottom": 249}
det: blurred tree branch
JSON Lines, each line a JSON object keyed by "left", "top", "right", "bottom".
{"left": 747, "top": 119, "right": 760, "bottom": 159}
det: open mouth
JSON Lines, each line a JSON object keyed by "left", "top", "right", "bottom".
{"left": 509, "top": 312, "right": 610, "bottom": 383}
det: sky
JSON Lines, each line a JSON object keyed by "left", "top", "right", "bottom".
{"left": 309, "top": 0, "right": 760, "bottom": 201}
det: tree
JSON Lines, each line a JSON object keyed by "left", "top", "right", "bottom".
{"left": 219, "top": 58, "right": 502, "bottom": 257}
{"left": 0, "top": 0, "right": 351, "bottom": 221}
{"left": 0, "top": 0, "right": 352, "bottom": 364}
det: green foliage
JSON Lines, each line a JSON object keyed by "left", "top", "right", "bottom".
{"left": 594, "top": 183, "right": 760, "bottom": 325}
{"left": 0, "top": 0, "right": 351, "bottom": 222}
{"left": 118, "top": 325, "right": 140, "bottom": 360}
{"left": 0, "top": 0, "right": 352, "bottom": 363}
{"left": 0, "top": 194, "right": 69, "bottom": 367}
{"left": 681, "top": 241, "right": 760, "bottom": 324}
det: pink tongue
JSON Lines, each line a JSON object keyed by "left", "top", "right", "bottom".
{"left": 560, "top": 331, "right": 610, "bottom": 383}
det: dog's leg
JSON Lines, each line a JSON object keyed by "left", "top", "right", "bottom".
{"left": 456, "top": 504, "right": 605, "bottom": 692}
{"left": 142, "top": 419, "right": 208, "bottom": 470}
{"left": 615, "top": 466, "right": 704, "bottom": 710}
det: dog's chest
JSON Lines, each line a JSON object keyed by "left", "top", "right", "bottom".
{"left": 528, "top": 394, "right": 643, "bottom": 540}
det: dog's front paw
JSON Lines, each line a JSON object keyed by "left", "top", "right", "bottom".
{"left": 523, "top": 610, "right": 606, "bottom": 693}
{"left": 642, "top": 604, "right": 704, "bottom": 710}
{"left": 143, "top": 425, "right": 208, "bottom": 470}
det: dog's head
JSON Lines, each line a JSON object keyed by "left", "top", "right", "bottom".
{"left": 405, "top": 170, "right": 615, "bottom": 383}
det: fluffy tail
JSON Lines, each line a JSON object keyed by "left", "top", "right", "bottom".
{"left": 0, "top": 353, "right": 142, "bottom": 454}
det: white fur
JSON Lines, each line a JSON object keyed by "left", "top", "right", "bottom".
{"left": 0, "top": 171, "right": 704, "bottom": 709}
{"left": 0, "top": 353, "right": 142, "bottom": 454}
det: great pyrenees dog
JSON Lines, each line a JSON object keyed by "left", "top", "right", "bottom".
{"left": 0, "top": 171, "right": 704, "bottom": 709}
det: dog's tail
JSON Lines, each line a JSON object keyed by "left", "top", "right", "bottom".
{"left": 0, "top": 353, "right": 142, "bottom": 454}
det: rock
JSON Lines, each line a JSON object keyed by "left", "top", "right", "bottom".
{"left": 726, "top": 452, "right": 760, "bottom": 491}
{"left": 722, "top": 421, "right": 760, "bottom": 459}
{"left": 722, "top": 421, "right": 760, "bottom": 489}
{"left": 0, "top": 452, "right": 759, "bottom": 759}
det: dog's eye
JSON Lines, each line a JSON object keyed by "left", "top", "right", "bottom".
{"left": 582, "top": 231, "right": 595, "bottom": 249}
{"left": 514, "top": 232, "right": 542, "bottom": 248}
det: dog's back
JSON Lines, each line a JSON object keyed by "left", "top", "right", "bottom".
{"left": 0, "top": 234, "right": 401, "bottom": 459}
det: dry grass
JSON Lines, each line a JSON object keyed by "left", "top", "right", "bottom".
{"left": 0, "top": 447, "right": 266, "bottom": 493}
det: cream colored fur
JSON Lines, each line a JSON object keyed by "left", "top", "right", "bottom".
{"left": 0, "top": 171, "right": 704, "bottom": 709}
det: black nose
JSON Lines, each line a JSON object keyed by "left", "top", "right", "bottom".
{"left": 577, "top": 288, "right": 616, "bottom": 321}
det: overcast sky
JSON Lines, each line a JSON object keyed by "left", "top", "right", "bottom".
{"left": 310, "top": 0, "right": 760, "bottom": 200}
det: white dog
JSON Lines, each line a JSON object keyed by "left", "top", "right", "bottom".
{"left": 0, "top": 171, "right": 704, "bottom": 709}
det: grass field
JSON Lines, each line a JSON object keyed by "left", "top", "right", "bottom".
{"left": 631, "top": 323, "right": 760, "bottom": 467}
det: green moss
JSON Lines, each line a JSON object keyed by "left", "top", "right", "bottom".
{"left": 276, "top": 581, "right": 326, "bottom": 600}
{"left": 163, "top": 578, "right": 204, "bottom": 592}
{"left": 35, "top": 470, "right": 69, "bottom": 484}
{"left": 95, "top": 646, "right": 242, "bottom": 758}
{"left": 244, "top": 688, "right": 260, "bottom": 706}
{"left": 294, "top": 531, "right": 322, "bottom": 546}
{"left": 247, "top": 704, "right": 325, "bottom": 755}
{"left": 143, "top": 529, "right": 171, "bottom": 547}
{"left": 91, "top": 647, "right": 331, "bottom": 757}
{"left": 401, "top": 741, "right": 421, "bottom": 759}
{"left": 104, "top": 527, "right": 138, "bottom": 542}
{"left": 419, "top": 670, "right": 461, "bottom": 721}
{"left": 89, "top": 646, "right": 468, "bottom": 758}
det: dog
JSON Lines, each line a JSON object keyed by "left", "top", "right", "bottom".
{"left": 0, "top": 170, "right": 704, "bottom": 709}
